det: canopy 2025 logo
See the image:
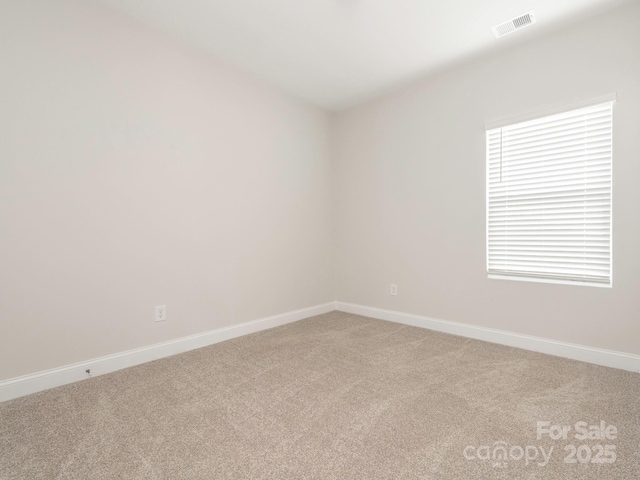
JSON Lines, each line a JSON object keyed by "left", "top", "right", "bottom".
{"left": 463, "top": 420, "right": 618, "bottom": 469}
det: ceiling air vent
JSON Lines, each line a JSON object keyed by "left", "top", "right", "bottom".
{"left": 492, "top": 11, "right": 536, "bottom": 39}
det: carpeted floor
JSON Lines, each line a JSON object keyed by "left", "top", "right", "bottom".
{"left": 1, "top": 311, "right": 639, "bottom": 479}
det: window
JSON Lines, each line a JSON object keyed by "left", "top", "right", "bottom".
{"left": 486, "top": 101, "right": 613, "bottom": 286}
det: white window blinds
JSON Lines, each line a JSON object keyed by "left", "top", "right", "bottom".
{"left": 486, "top": 101, "right": 613, "bottom": 286}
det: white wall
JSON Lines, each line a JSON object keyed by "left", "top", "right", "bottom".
{"left": 334, "top": 3, "right": 640, "bottom": 355}
{"left": 2, "top": 0, "right": 639, "bottom": 386}
{"left": 0, "top": 0, "right": 333, "bottom": 381}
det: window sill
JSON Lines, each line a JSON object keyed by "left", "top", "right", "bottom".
{"left": 487, "top": 274, "right": 612, "bottom": 289}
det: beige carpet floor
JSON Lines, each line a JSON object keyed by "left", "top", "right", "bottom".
{"left": 1, "top": 311, "right": 639, "bottom": 479}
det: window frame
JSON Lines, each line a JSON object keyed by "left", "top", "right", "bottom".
{"left": 485, "top": 96, "right": 615, "bottom": 288}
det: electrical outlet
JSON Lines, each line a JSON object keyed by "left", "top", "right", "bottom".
{"left": 390, "top": 284, "right": 398, "bottom": 296}
{"left": 155, "top": 305, "right": 167, "bottom": 322}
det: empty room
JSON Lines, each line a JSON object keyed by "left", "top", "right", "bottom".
{"left": 1, "top": 0, "right": 639, "bottom": 478}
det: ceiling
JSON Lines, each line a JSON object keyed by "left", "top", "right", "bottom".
{"left": 93, "top": 0, "right": 632, "bottom": 110}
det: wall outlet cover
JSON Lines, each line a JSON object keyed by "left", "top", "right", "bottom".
{"left": 155, "top": 305, "right": 167, "bottom": 322}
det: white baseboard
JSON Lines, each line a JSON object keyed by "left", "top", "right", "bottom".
{"left": 0, "top": 302, "right": 337, "bottom": 403}
{"left": 4, "top": 301, "right": 636, "bottom": 403}
{"left": 336, "top": 302, "right": 640, "bottom": 373}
